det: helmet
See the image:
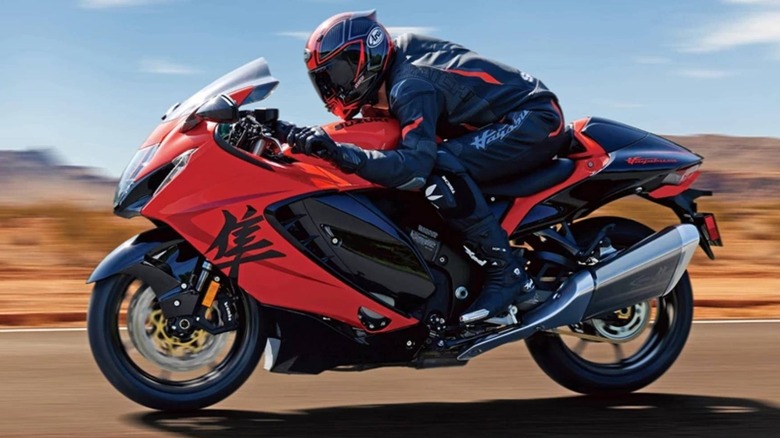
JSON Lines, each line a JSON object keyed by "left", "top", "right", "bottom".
{"left": 304, "top": 10, "right": 394, "bottom": 120}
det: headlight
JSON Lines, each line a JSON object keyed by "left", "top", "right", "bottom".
{"left": 115, "top": 144, "right": 159, "bottom": 205}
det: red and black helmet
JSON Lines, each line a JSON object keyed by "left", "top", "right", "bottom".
{"left": 304, "top": 10, "right": 394, "bottom": 120}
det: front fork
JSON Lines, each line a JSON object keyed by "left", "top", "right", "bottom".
{"left": 151, "top": 259, "right": 240, "bottom": 337}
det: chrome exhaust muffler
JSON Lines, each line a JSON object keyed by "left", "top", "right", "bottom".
{"left": 458, "top": 224, "right": 700, "bottom": 360}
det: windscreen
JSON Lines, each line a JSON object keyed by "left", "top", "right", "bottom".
{"left": 163, "top": 57, "right": 279, "bottom": 121}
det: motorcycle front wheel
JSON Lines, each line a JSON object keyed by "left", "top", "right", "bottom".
{"left": 87, "top": 274, "right": 264, "bottom": 411}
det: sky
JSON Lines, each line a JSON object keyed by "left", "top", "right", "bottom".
{"left": 1, "top": 0, "right": 779, "bottom": 175}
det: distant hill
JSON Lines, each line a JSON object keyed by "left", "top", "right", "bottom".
{"left": 0, "top": 149, "right": 116, "bottom": 208}
{"left": 665, "top": 135, "right": 780, "bottom": 201}
{"left": 0, "top": 134, "right": 777, "bottom": 207}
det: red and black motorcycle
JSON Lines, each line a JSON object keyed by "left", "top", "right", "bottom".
{"left": 87, "top": 58, "right": 722, "bottom": 411}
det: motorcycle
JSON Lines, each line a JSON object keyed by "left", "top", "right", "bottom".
{"left": 87, "top": 58, "right": 722, "bottom": 411}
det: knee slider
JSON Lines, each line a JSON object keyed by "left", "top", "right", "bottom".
{"left": 425, "top": 173, "right": 476, "bottom": 219}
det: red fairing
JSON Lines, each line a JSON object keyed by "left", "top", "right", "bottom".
{"left": 127, "top": 112, "right": 683, "bottom": 333}
{"left": 500, "top": 118, "right": 610, "bottom": 233}
{"left": 136, "top": 87, "right": 267, "bottom": 181}
{"left": 283, "top": 118, "right": 401, "bottom": 176}
{"left": 322, "top": 117, "right": 400, "bottom": 150}
{"left": 141, "top": 119, "right": 179, "bottom": 148}
{"left": 141, "top": 120, "right": 417, "bottom": 332}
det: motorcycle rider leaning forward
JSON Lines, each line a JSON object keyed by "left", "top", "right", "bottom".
{"left": 277, "top": 10, "right": 567, "bottom": 324}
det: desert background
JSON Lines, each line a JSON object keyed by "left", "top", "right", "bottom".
{"left": 1, "top": 134, "right": 779, "bottom": 327}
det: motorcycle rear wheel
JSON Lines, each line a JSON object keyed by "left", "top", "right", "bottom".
{"left": 88, "top": 274, "right": 264, "bottom": 411}
{"left": 525, "top": 217, "right": 694, "bottom": 395}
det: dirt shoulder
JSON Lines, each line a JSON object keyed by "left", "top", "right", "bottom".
{"left": 1, "top": 199, "right": 779, "bottom": 327}
{"left": 1, "top": 276, "right": 778, "bottom": 327}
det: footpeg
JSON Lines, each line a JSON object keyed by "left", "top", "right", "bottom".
{"left": 459, "top": 309, "right": 490, "bottom": 324}
{"left": 485, "top": 305, "right": 518, "bottom": 326}
{"left": 460, "top": 305, "right": 519, "bottom": 326}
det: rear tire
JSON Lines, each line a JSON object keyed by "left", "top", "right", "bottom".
{"left": 88, "top": 274, "right": 264, "bottom": 411}
{"left": 525, "top": 217, "right": 694, "bottom": 395}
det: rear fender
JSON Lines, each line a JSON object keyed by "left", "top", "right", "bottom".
{"left": 641, "top": 188, "right": 718, "bottom": 259}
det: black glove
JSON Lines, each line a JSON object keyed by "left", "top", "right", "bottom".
{"left": 288, "top": 126, "right": 367, "bottom": 174}
{"left": 272, "top": 120, "right": 296, "bottom": 143}
{"left": 288, "top": 126, "right": 338, "bottom": 158}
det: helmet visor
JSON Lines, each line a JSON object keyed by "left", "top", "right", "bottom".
{"left": 308, "top": 44, "right": 363, "bottom": 106}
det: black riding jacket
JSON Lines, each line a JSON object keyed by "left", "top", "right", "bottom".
{"left": 353, "top": 33, "right": 557, "bottom": 189}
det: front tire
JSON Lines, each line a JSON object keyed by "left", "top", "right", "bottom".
{"left": 88, "top": 274, "right": 264, "bottom": 411}
{"left": 525, "top": 217, "right": 694, "bottom": 395}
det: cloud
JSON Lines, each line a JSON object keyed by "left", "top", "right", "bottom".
{"left": 686, "top": 12, "right": 780, "bottom": 53}
{"left": 676, "top": 69, "right": 734, "bottom": 79}
{"left": 682, "top": 1, "right": 780, "bottom": 55}
{"left": 276, "top": 26, "right": 437, "bottom": 41}
{"left": 634, "top": 56, "right": 671, "bottom": 65}
{"left": 79, "top": 0, "right": 173, "bottom": 8}
{"left": 139, "top": 58, "right": 200, "bottom": 75}
{"left": 275, "top": 31, "right": 311, "bottom": 41}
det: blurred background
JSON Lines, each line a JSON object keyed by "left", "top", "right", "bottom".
{"left": 1, "top": 1, "right": 779, "bottom": 437}
{"left": 0, "top": 0, "right": 778, "bottom": 326}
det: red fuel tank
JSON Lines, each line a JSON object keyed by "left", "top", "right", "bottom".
{"left": 321, "top": 118, "right": 400, "bottom": 151}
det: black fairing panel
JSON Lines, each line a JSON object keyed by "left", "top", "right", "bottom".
{"left": 266, "top": 193, "right": 435, "bottom": 314}
{"left": 581, "top": 118, "right": 648, "bottom": 152}
{"left": 88, "top": 227, "right": 185, "bottom": 284}
{"left": 264, "top": 307, "right": 427, "bottom": 374}
{"left": 511, "top": 128, "right": 702, "bottom": 236}
{"left": 603, "top": 134, "right": 702, "bottom": 174}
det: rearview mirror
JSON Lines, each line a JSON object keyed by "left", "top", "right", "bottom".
{"left": 195, "top": 94, "right": 239, "bottom": 123}
{"left": 181, "top": 94, "right": 239, "bottom": 132}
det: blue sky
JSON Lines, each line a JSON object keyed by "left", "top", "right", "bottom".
{"left": 1, "top": 0, "right": 779, "bottom": 175}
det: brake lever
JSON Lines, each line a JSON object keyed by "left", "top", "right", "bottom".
{"left": 258, "top": 134, "right": 289, "bottom": 159}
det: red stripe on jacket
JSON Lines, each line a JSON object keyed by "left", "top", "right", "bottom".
{"left": 402, "top": 116, "right": 424, "bottom": 139}
{"left": 447, "top": 69, "right": 502, "bottom": 85}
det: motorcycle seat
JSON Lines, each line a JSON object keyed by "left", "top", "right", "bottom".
{"left": 480, "top": 158, "right": 576, "bottom": 198}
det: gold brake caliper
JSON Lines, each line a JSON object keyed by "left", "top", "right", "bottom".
{"left": 615, "top": 308, "right": 632, "bottom": 320}
{"left": 146, "top": 308, "right": 213, "bottom": 357}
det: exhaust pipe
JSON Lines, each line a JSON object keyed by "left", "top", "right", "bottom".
{"left": 458, "top": 224, "right": 700, "bottom": 360}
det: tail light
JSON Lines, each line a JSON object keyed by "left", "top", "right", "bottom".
{"left": 649, "top": 164, "right": 702, "bottom": 199}
{"left": 662, "top": 164, "right": 701, "bottom": 185}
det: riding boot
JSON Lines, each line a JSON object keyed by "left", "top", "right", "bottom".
{"left": 424, "top": 150, "right": 537, "bottom": 324}
{"left": 459, "top": 216, "right": 536, "bottom": 324}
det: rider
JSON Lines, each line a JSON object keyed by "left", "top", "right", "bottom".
{"left": 278, "top": 10, "right": 566, "bottom": 324}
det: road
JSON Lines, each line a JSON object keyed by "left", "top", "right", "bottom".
{"left": 1, "top": 322, "right": 779, "bottom": 437}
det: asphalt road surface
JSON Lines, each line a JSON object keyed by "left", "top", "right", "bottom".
{"left": 1, "top": 321, "right": 779, "bottom": 437}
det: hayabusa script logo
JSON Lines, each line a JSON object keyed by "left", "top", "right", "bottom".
{"left": 626, "top": 157, "right": 678, "bottom": 165}
{"left": 470, "top": 110, "right": 529, "bottom": 150}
